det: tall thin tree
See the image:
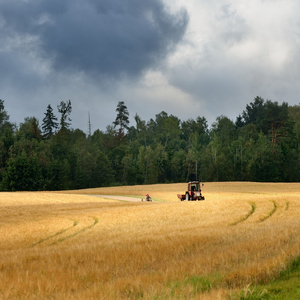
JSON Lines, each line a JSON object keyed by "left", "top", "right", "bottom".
{"left": 58, "top": 100, "right": 72, "bottom": 130}
{"left": 42, "top": 104, "right": 58, "bottom": 139}
{"left": 113, "top": 101, "right": 130, "bottom": 138}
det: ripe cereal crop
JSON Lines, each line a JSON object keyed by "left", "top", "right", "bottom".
{"left": 0, "top": 182, "right": 299, "bottom": 299}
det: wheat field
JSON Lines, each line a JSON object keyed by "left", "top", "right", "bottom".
{"left": 0, "top": 182, "right": 300, "bottom": 299}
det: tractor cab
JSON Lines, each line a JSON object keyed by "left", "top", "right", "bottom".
{"left": 186, "top": 181, "right": 205, "bottom": 201}
{"left": 188, "top": 181, "right": 201, "bottom": 192}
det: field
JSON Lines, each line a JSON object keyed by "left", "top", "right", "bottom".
{"left": 0, "top": 182, "right": 300, "bottom": 299}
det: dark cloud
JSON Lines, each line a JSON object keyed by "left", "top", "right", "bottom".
{"left": 0, "top": 0, "right": 188, "bottom": 80}
{"left": 3, "top": 0, "right": 299, "bottom": 132}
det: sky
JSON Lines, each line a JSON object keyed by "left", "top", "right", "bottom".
{"left": 1, "top": 0, "right": 300, "bottom": 133}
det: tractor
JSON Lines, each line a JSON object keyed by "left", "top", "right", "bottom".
{"left": 177, "top": 181, "right": 205, "bottom": 201}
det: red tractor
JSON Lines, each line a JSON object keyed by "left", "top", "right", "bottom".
{"left": 177, "top": 181, "right": 205, "bottom": 201}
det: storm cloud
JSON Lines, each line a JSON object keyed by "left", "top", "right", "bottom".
{"left": 0, "top": 0, "right": 188, "bottom": 80}
{"left": 1, "top": 0, "right": 300, "bottom": 131}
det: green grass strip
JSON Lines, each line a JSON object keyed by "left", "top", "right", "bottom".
{"left": 233, "top": 257, "right": 300, "bottom": 299}
{"left": 165, "top": 273, "right": 223, "bottom": 298}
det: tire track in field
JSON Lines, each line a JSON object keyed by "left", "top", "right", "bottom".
{"left": 284, "top": 201, "right": 290, "bottom": 211}
{"left": 258, "top": 200, "right": 277, "bottom": 222}
{"left": 230, "top": 201, "right": 256, "bottom": 225}
{"left": 51, "top": 217, "right": 98, "bottom": 245}
{"left": 30, "top": 220, "right": 78, "bottom": 247}
{"left": 31, "top": 217, "right": 98, "bottom": 247}
{"left": 231, "top": 199, "right": 289, "bottom": 226}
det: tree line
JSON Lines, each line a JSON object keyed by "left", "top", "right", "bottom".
{"left": 0, "top": 97, "right": 299, "bottom": 191}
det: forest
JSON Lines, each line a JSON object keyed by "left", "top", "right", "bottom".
{"left": 0, "top": 96, "right": 299, "bottom": 191}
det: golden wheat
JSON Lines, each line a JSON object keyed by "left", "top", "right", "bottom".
{"left": 0, "top": 182, "right": 299, "bottom": 299}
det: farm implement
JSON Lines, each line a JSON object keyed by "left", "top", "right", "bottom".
{"left": 141, "top": 194, "right": 152, "bottom": 202}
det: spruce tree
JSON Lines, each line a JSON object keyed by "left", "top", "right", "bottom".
{"left": 42, "top": 104, "right": 58, "bottom": 139}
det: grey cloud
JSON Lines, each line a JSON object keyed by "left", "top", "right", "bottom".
{"left": 0, "top": 0, "right": 188, "bottom": 80}
{"left": 166, "top": 1, "right": 300, "bottom": 123}
{"left": 218, "top": 5, "right": 248, "bottom": 43}
{"left": 169, "top": 63, "right": 247, "bottom": 121}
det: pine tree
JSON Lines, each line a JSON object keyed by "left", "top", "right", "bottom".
{"left": 58, "top": 100, "right": 72, "bottom": 130}
{"left": 42, "top": 104, "right": 58, "bottom": 139}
